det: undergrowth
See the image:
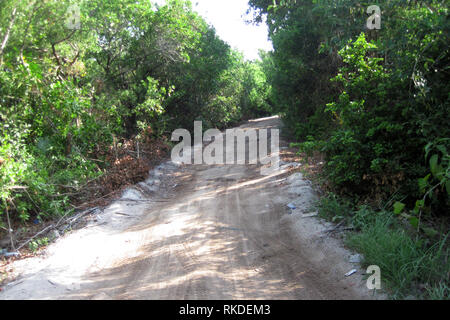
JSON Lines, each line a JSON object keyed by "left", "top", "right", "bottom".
{"left": 315, "top": 193, "right": 450, "bottom": 300}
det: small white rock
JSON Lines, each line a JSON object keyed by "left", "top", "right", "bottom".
{"left": 345, "top": 269, "right": 357, "bottom": 277}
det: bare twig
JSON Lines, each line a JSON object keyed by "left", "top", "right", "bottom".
{"left": 5, "top": 186, "right": 28, "bottom": 190}
{"left": 322, "top": 220, "right": 347, "bottom": 234}
{"left": 70, "top": 190, "right": 119, "bottom": 210}
{"left": 4, "top": 200, "right": 16, "bottom": 251}
{"left": 137, "top": 141, "right": 140, "bottom": 159}
{"left": 55, "top": 206, "right": 97, "bottom": 228}
{"left": 64, "top": 207, "right": 98, "bottom": 227}
{"left": 423, "top": 3, "right": 437, "bottom": 14}
{"left": 114, "top": 199, "right": 169, "bottom": 203}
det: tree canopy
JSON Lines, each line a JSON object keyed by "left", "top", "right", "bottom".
{"left": 0, "top": 0, "right": 272, "bottom": 226}
{"left": 249, "top": 0, "right": 449, "bottom": 213}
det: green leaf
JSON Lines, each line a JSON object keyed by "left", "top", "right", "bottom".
{"left": 425, "top": 142, "right": 433, "bottom": 159}
{"left": 435, "top": 164, "right": 444, "bottom": 180}
{"left": 418, "top": 174, "right": 431, "bottom": 193}
{"left": 393, "top": 201, "right": 405, "bottom": 215}
{"left": 436, "top": 144, "right": 447, "bottom": 156}
{"left": 429, "top": 154, "right": 439, "bottom": 177}
{"left": 409, "top": 216, "right": 419, "bottom": 228}
{"left": 413, "top": 200, "right": 425, "bottom": 214}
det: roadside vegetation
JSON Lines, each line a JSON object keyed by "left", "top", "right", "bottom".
{"left": 248, "top": 0, "right": 449, "bottom": 299}
{"left": 315, "top": 193, "right": 449, "bottom": 299}
{"left": 0, "top": 0, "right": 272, "bottom": 245}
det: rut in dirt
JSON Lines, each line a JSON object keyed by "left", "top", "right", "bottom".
{"left": 0, "top": 117, "right": 379, "bottom": 300}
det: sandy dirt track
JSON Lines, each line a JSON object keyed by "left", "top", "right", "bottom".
{"left": 0, "top": 117, "right": 381, "bottom": 300}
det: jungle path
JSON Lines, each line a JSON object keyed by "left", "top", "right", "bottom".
{"left": 0, "top": 117, "right": 377, "bottom": 300}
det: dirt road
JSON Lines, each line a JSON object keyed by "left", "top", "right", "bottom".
{"left": 0, "top": 117, "right": 379, "bottom": 300}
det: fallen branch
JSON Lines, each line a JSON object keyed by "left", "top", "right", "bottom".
{"left": 16, "top": 225, "right": 54, "bottom": 251}
{"left": 56, "top": 206, "right": 98, "bottom": 228}
{"left": 15, "top": 207, "right": 99, "bottom": 252}
{"left": 60, "top": 207, "right": 99, "bottom": 233}
{"left": 70, "top": 190, "right": 119, "bottom": 210}
{"left": 321, "top": 221, "right": 355, "bottom": 235}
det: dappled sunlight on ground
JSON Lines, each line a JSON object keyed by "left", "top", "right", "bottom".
{"left": 0, "top": 116, "right": 376, "bottom": 300}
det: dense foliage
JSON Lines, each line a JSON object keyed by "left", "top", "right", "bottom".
{"left": 249, "top": 0, "right": 449, "bottom": 298}
{"left": 0, "top": 0, "right": 271, "bottom": 228}
{"left": 249, "top": 0, "right": 449, "bottom": 215}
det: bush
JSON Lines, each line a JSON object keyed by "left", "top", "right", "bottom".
{"left": 252, "top": 0, "right": 449, "bottom": 215}
{"left": 322, "top": 33, "right": 449, "bottom": 213}
{"left": 315, "top": 192, "right": 353, "bottom": 223}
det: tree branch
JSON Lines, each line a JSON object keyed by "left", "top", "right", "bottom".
{"left": 0, "top": 7, "right": 18, "bottom": 65}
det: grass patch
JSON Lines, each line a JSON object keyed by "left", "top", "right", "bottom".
{"left": 315, "top": 193, "right": 450, "bottom": 300}
{"left": 346, "top": 216, "right": 449, "bottom": 299}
